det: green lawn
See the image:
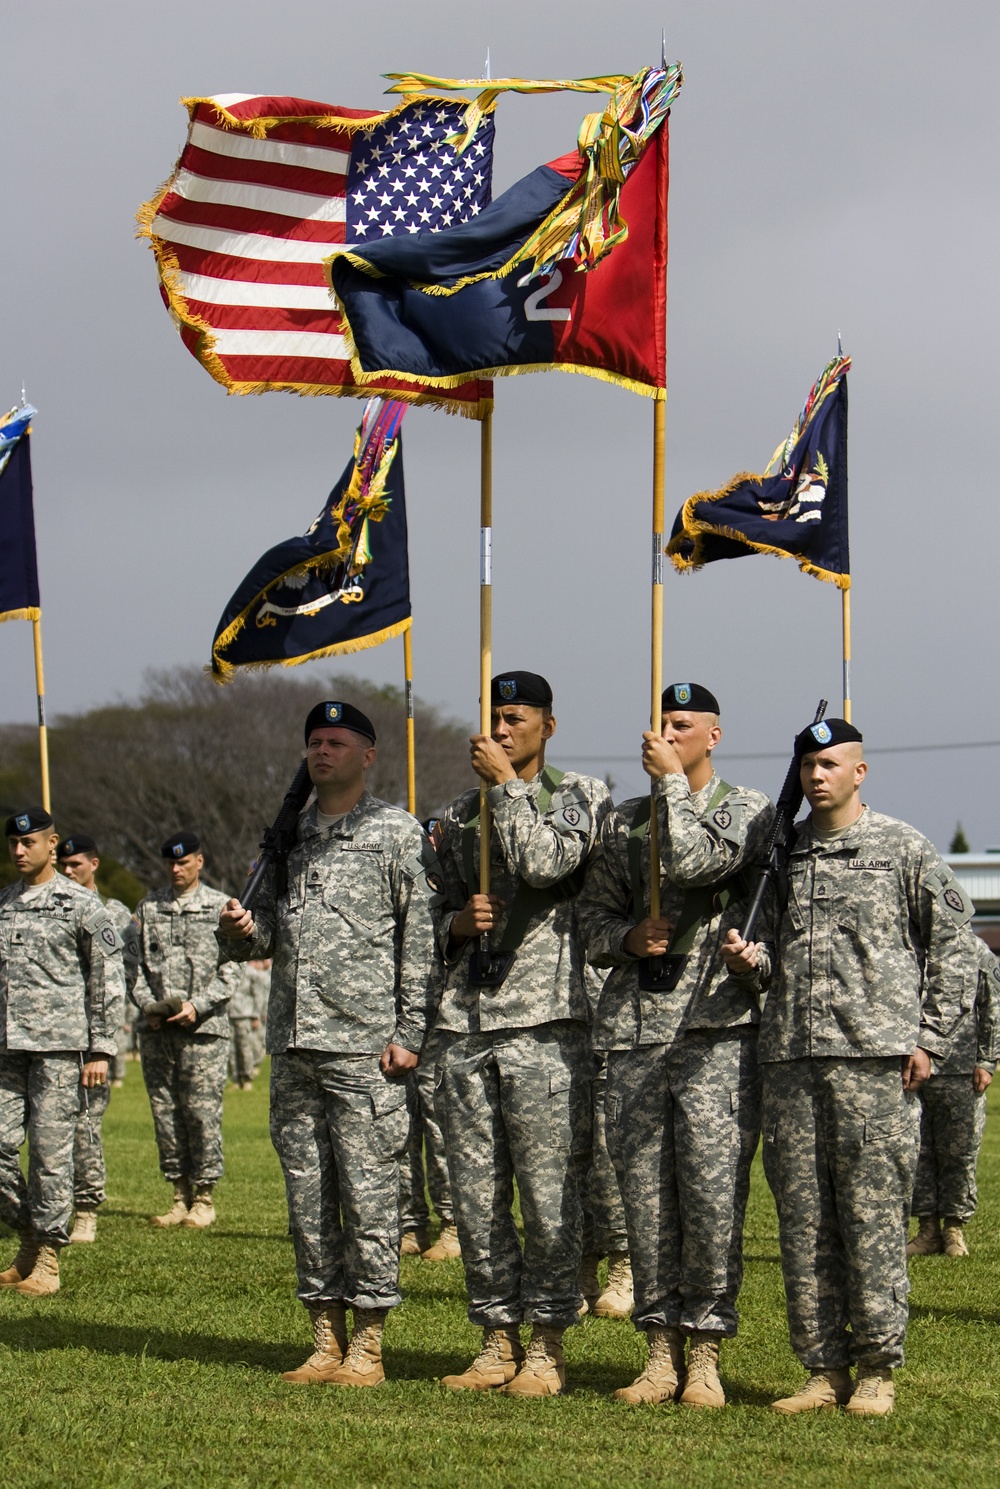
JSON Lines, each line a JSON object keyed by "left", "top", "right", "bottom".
{"left": 0, "top": 1067, "right": 997, "bottom": 1489}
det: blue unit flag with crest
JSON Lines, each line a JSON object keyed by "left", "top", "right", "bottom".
{"left": 211, "top": 399, "right": 410, "bottom": 679}
{"left": 669, "top": 356, "right": 850, "bottom": 589}
{"left": 0, "top": 404, "right": 41, "bottom": 623}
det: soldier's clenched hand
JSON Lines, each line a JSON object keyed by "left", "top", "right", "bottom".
{"left": 721, "top": 928, "right": 759, "bottom": 973}
{"left": 167, "top": 1001, "right": 198, "bottom": 1028}
{"left": 623, "top": 917, "right": 674, "bottom": 958}
{"left": 973, "top": 1066, "right": 993, "bottom": 1094}
{"left": 380, "top": 1042, "right": 418, "bottom": 1078}
{"left": 220, "top": 898, "right": 255, "bottom": 940}
{"left": 469, "top": 734, "right": 517, "bottom": 785}
{"left": 901, "top": 1048, "right": 932, "bottom": 1090}
{"left": 81, "top": 1059, "right": 108, "bottom": 1088}
{"left": 450, "top": 894, "right": 505, "bottom": 945}
{"left": 642, "top": 732, "right": 685, "bottom": 779}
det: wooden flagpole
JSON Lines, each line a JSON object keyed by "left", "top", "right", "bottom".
{"left": 841, "top": 586, "right": 852, "bottom": 723}
{"left": 648, "top": 400, "right": 665, "bottom": 918}
{"left": 479, "top": 409, "right": 493, "bottom": 899}
{"left": 403, "top": 626, "right": 417, "bottom": 815}
{"left": 31, "top": 616, "right": 52, "bottom": 813}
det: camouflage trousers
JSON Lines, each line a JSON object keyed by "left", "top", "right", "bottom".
{"left": 0, "top": 1050, "right": 82, "bottom": 1245}
{"left": 270, "top": 1050, "right": 409, "bottom": 1312}
{"left": 606, "top": 1029, "right": 760, "bottom": 1335}
{"left": 229, "top": 1019, "right": 257, "bottom": 1085}
{"left": 435, "top": 1021, "right": 592, "bottom": 1331}
{"left": 581, "top": 1052, "right": 629, "bottom": 1256}
{"left": 912, "top": 1075, "right": 987, "bottom": 1222}
{"left": 762, "top": 1057, "right": 919, "bottom": 1371}
{"left": 399, "top": 1034, "right": 452, "bottom": 1230}
{"left": 73, "top": 1078, "right": 111, "bottom": 1209}
{"left": 139, "top": 1029, "right": 227, "bottom": 1187}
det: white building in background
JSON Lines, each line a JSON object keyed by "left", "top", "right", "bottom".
{"left": 944, "top": 854, "right": 1000, "bottom": 950}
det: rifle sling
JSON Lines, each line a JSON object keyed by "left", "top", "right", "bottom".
{"left": 461, "top": 765, "right": 585, "bottom": 955}
{"left": 627, "top": 779, "right": 746, "bottom": 959}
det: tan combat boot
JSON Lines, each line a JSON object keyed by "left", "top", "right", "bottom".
{"left": 422, "top": 1223, "right": 461, "bottom": 1262}
{"left": 577, "top": 1253, "right": 601, "bottom": 1316}
{"left": 0, "top": 1232, "right": 39, "bottom": 1287}
{"left": 400, "top": 1227, "right": 431, "bottom": 1256}
{"left": 614, "top": 1326, "right": 686, "bottom": 1404}
{"left": 942, "top": 1218, "right": 969, "bottom": 1257}
{"left": 70, "top": 1210, "right": 98, "bottom": 1244}
{"left": 281, "top": 1303, "right": 349, "bottom": 1383}
{"left": 906, "top": 1214, "right": 942, "bottom": 1255}
{"left": 594, "top": 1251, "right": 633, "bottom": 1319}
{"left": 501, "top": 1325, "right": 566, "bottom": 1397}
{"left": 14, "top": 1243, "right": 60, "bottom": 1296}
{"left": 182, "top": 1187, "right": 217, "bottom": 1229}
{"left": 327, "top": 1308, "right": 388, "bottom": 1387}
{"left": 442, "top": 1326, "right": 524, "bottom": 1390}
{"left": 772, "top": 1369, "right": 853, "bottom": 1414}
{"left": 151, "top": 1182, "right": 191, "bottom": 1228}
{"left": 845, "top": 1368, "right": 894, "bottom": 1417}
{"left": 680, "top": 1332, "right": 725, "bottom": 1408}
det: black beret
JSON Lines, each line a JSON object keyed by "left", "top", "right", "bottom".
{"left": 161, "top": 831, "right": 201, "bottom": 860}
{"left": 661, "top": 683, "right": 720, "bottom": 715}
{"left": 795, "top": 717, "right": 864, "bottom": 758}
{"left": 5, "top": 807, "right": 54, "bottom": 837}
{"left": 491, "top": 671, "right": 553, "bottom": 708}
{"left": 58, "top": 834, "right": 98, "bottom": 859}
{"left": 304, "top": 700, "right": 377, "bottom": 744}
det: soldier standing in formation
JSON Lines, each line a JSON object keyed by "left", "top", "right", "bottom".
{"left": 399, "top": 1059, "right": 459, "bottom": 1260}
{"left": 219, "top": 701, "right": 443, "bottom": 1388}
{"left": 578, "top": 684, "right": 772, "bottom": 1408}
{"left": 577, "top": 959, "right": 633, "bottom": 1320}
{"left": 432, "top": 672, "right": 611, "bottom": 1397}
{"left": 722, "top": 718, "right": 973, "bottom": 1417}
{"left": 133, "top": 832, "right": 237, "bottom": 1229}
{"left": 0, "top": 809, "right": 126, "bottom": 1295}
{"left": 228, "top": 962, "right": 263, "bottom": 1091}
{"left": 908, "top": 932, "right": 997, "bottom": 1258}
{"left": 55, "top": 833, "right": 140, "bottom": 1242}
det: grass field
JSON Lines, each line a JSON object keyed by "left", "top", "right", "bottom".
{"left": 0, "top": 1066, "right": 997, "bottom": 1489}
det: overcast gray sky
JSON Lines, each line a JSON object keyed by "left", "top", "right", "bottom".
{"left": 2, "top": 1, "right": 998, "bottom": 847}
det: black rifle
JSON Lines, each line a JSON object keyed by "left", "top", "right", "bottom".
{"left": 240, "top": 759, "right": 314, "bottom": 913}
{"left": 739, "top": 699, "right": 828, "bottom": 944}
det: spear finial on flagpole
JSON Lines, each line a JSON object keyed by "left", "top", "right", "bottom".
{"left": 661, "top": 28, "right": 667, "bottom": 67}
{"left": 484, "top": 48, "right": 491, "bottom": 82}
{"left": 837, "top": 329, "right": 843, "bottom": 357}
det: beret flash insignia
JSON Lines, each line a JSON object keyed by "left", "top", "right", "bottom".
{"left": 173, "top": 843, "right": 184, "bottom": 857}
{"left": 15, "top": 815, "right": 30, "bottom": 833}
{"left": 325, "top": 702, "right": 343, "bottom": 723}
{"left": 499, "top": 679, "right": 517, "bottom": 700}
{"left": 811, "top": 721, "right": 833, "bottom": 745}
{"left": 675, "top": 683, "right": 691, "bottom": 705}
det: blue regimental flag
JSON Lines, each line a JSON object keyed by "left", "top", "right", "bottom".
{"left": 0, "top": 404, "right": 41, "bottom": 623}
{"left": 669, "top": 357, "right": 851, "bottom": 588}
{"left": 211, "top": 399, "right": 410, "bottom": 679}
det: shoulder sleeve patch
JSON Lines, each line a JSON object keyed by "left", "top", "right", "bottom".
{"left": 403, "top": 845, "right": 447, "bottom": 906}
{"left": 708, "top": 796, "right": 746, "bottom": 846}
{"left": 83, "top": 906, "right": 125, "bottom": 955}
{"left": 927, "top": 865, "right": 974, "bottom": 926}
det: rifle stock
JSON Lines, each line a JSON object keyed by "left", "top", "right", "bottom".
{"left": 240, "top": 759, "right": 313, "bottom": 913}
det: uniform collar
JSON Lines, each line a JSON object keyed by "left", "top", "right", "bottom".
{"left": 300, "top": 789, "right": 375, "bottom": 841}
{"left": 791, "top": 804, "right": 869, "bottom": 856}
{"left": 689, "top": 770, "right": 721, "bottom": 810}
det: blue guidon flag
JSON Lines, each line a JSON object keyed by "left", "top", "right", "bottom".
{"left": 0, "top": 403, "right": 41, "bottom": 624}
{"left": 211, "top": 398, "right": 411, "bottom": 679}
{"left": 669, "top": 356, "right": 851, "bottom": 589}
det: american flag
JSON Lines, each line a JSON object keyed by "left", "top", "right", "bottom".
{"left": 140, "top": 93, "right": 495, "bottom": 416}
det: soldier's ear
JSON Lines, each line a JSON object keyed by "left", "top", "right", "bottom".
{"left": 542, "top": 712, "right": 556, "bottom": 740}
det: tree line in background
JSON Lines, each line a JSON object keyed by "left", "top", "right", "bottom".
{"left": 0, "top": 666, "right": 475, "bottom": 901}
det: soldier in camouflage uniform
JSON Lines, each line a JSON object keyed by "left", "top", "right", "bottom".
{"left": 0, "top": 808, "right": 126, "bottom": 1295}
{"left": 57, "top": 833, "right": 140, "bottom": 1243}
{"left": 432, "top": 672, "right": 611, "bottom": 1398}
{"left": 908, "top": 932, "right": 997, "bottom": 1258}
{"left": 133, "top": 831, "right": 237, "bottom": 1230}
{"left": 398, "top": 1043, "right": 458, "bottom": 1259}
{"left": 722, "top": 718, "right": 972, "bottom": 1418}
{"left": 578, "top": 683, "right": 772, "bottom": 1409}
{"left": 219, "top": 701, "right": 442, "bottom": 1389}
{"left": 228, "top": 963, "right": 263, "bottom": 1090}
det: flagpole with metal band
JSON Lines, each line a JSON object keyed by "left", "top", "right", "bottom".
{"left": 649, "top": 399, "right": 665, "bottom": 920}
{"left": 403, "top": 626, "right": 417, "bottom": 815}
{"left": 31, "top": 616, "right": 52, "bottom": 813}
{"left": 841, "top": 586, "right": 852, "bottom": 723}
{"left": 478, "top": 409, "right": 493, "bottom": 970}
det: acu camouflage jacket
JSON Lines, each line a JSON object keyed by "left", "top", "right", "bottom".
{"left": 0, "top": 876, "right": 126, "bottom": 1056}
{"left": 134, "top": 881, "right": 238, "bottom": 1037}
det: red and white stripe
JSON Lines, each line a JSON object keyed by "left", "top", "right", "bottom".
{"left": 144, "top": 94, "right": 488, "bottom": 411}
